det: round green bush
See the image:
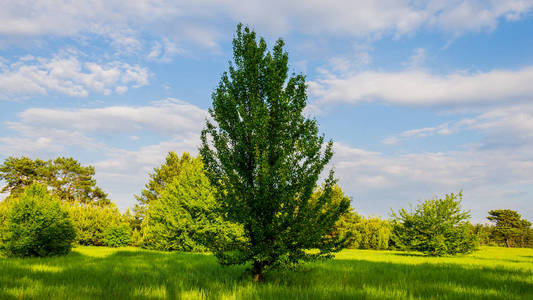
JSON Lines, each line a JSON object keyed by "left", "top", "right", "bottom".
{"left": 103, "top": 224, "right": 131, "bottom": 247}
{"left": 1, "top": 184, "right": 76, "bottom": 257}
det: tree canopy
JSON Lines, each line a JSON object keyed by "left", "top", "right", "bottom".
{"left": 200, "top": 24, "right": 349, "bottom": 281}
{"left": 134, "top": 152, "right": 193, "bottom": 227}
{"left": 0, "top": 156, "right": 109, "bottom": 205}
{"left": 392, "top": 192, "right": 477, "bottom": 256}
{"left": 141, "top": 154, "right": 244, "bottom": 252}
{"left": 488, "top": 209, "right": 532, "bottom": 248}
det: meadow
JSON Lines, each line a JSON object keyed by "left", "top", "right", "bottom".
{"left": 1, "top": 246, "right": 532, "bottom": 300}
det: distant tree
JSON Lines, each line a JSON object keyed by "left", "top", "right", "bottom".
{"left": 1, "top": 184, "right": 75, "bottom": 257}
{"left": 200, "top": 24, "right": 349, "bottom": 281}
{"left": 0, "top": 156, "right": 109, "bottom": 205}
{"left": 103, "top": 224, "right": 131, "bottom": 248}
{"left": 392, "top": 192, "right": 477, "bottom": 256}
{"left": 134, "top": 152, "right": 191, "bottom": 226}
{"left": 488, "top": 209, "right": 532, "bottom": 248}
{"left": 354, "top": 217, "right": 392, "bottom": 250}
{"left": 141, "top": 154, "right": 244, "bottom": 252}
{"left": 471, "top": 223, "right": 495, "bottom": 246}
{"left": 65, "top": 202, "right": 126, "bottom": 246}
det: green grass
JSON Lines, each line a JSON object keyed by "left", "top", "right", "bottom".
{"left": 1, "top": 246, "right": 532, "bottom": 299}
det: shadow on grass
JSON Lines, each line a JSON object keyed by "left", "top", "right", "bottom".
{"left": 0, "top": 248, "right": 532, "bottom": 300}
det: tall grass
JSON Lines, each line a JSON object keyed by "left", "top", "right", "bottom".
{"left": 1, "top": 246, "right": 532, "bottom": 299}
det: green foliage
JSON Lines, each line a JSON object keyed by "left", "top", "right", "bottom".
{"left": 103, "top": 224, "right": 131, "bottom": 247}
{"left": 352, "top": 217, "right": 392, "bottom": 250}
{"left": 488, "top": 209, "right": 533, "bottom": 248}
{"left": 471, "top": 223, "right": 496, "bottom": 246}
{"left": 66, "top": 202, "right": 125, "bottom": 246}
{"left": 142, "top": 154, "right": 244, "bottom": 252}
{"left": 0, "top": 198, "right": 11, "bottom": 250}
{"left": 200, "top": 24, "right": 349, "bottom": 280}
{"left": 134, "top": 152, "right": 192, "bottom": 226}
{"left": 0, "top": 156, "right": 109, "bottom": 205}
{"left": 130, "top": 228, "right": 143, "bottom": 247}
{"left": 332, "top": 206, "right": 361, "bottom": 248}
{"left": 392, "top": 192, "right": 477, "bottom": 256}
{"left": 1, "top": 184, "right": 75, "bottom": 257}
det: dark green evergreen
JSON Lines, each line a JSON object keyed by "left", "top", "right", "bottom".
{"left": 200, "top": 24, "right": 349, "bottom": 281}
{"left": 0, "top": 156, "right": 109, "bottom": 205}
{"left": 488, "top": 209, "right": 533, "bottom": 248}
{"left": 391, "top": 192, "right": 476, "bottom": 256}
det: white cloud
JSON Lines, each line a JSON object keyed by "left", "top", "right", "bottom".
{"left": 382, "top": 103, "right": 533, "bottom": 146}
{"left": 309, "top": 66, "right": 533, "bottom": 107}
{"left": 14, "top": 98, "right": 207, "bottom": 135}
{"left": 147, "top": 38, "right": 182, "bottom": 62}
{"left": 1, "top": 1, "right": 531, "bottom": 50}
{"left": 0, "top": 98, "right": 208, "bottom": 209}
{"left": 332, "top": 140, "right": 533, "bottom": 221}
{"left": 0, "top": 54, "right": 149, "bottom": 99}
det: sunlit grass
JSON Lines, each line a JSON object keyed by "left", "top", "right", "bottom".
{"left": 0, "top": 246, "right": 532, "bottom": 299}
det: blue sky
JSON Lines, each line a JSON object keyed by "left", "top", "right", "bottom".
{"left": 1, "top": 1, "right": 533, "bottom": 222}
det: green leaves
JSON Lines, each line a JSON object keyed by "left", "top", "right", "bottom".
{"left": 0, "top": 156, "right": 109, "bottom": 205}
{"left": 200, "top": 24, "right": 348, "bottom": 280}
{"left": 141, "top": 153, "right": 245, "bottom": 252}
{"left": 391, "top": 192, "right": 477, "bottom": 256}
{"left": 1, "top": 184, "right": 76, "bottom": 257}
{"left": 488, "top": 209, "right": 533, "bottom": 248}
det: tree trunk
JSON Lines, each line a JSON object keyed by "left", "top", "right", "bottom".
{"left": 506, "top": 238, "right": 511, "bottom": 248}
{"left": 252, "top": 261, "right": 265, "bottom": 282}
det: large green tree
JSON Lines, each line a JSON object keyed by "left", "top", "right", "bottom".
{"left": 141, "top": 154, "right": 244, "bottom": 252}
{"left": 391, "top": 192, "right": 477, "bottom": 256}
{"left": 133, "top": 152, "right": 192, "bottom": 227}
{"left": 0, "top": 156, "right": 109, "bottom": 205}
{"left": 488, "top": 209, "right": 532, "bottom": 248}
{"left": 200, "top": 24, "right": 349, "bottom": 281}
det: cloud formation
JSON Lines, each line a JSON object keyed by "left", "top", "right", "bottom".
{"left": 1, "top": 1, "right": 531, "bottom": 49}
{"left": 0, "top": 54, "right": 149, "bottom": 99}
{"left": 309, "top": 66, "right": 533, "bottom": 107}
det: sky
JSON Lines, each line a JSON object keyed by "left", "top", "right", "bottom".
{"left": 1, "top": 0, "right": 532, "bottom": 223}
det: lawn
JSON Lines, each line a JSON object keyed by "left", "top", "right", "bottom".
{"left": 1, "top": 246, "right": 532, "bottom": 299}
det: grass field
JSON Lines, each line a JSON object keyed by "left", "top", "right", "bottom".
{"left": 1, "top": 246, "right": 532, "bottom": 300}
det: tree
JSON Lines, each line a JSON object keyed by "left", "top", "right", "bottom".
{"left": 141, "top": 154, "right": 244, "bottom": 252}
{"left": 1, "top": 184, "right": 75, "bottom": 257}
{"left": 65, "top": 202, "right": 126, "bottom": 246}
{"left": 488, "top": 209, "right": 532, "bottom": 248}
{"left": 134, "top": 152, "right": 192, "bottom": 226}
{"left": 200, "top": 24, "right": 349, "bottom": 281}
{"left": 0, "top": 156, "right": 109, "bottom": 205}
{"left": 391, "top": 192, "right": 477, "bottom": 256}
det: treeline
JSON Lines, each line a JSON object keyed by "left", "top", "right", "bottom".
{"left": 1, "top": 154, "right": 532, "bottom": 258}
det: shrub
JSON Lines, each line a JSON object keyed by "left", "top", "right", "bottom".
{"left": 392, "top": 192, "right": 477, "bottom": 256}
{"left": 1, "top": 184, "right": 75, "bottom": 257}
{"left": 130, "top": 228, "right": 143, "bottom": 247}
{"left": 66, "top": 202, "right": 125, "bottom": 246}
{"left": 0, "top": 198, "right": 11, "bottom": 251}
{"left": 354, "top": 217, "right": 391, "bottom": 250}
{"left": 103, "top": 224, "right": 131, "bottom": 247}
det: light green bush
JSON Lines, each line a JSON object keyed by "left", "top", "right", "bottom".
{"left": 1, "top": 184, "right": 75, "bottom": 257}
{"left": 66, "top": 202, "right": 126, "bottom": 246}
